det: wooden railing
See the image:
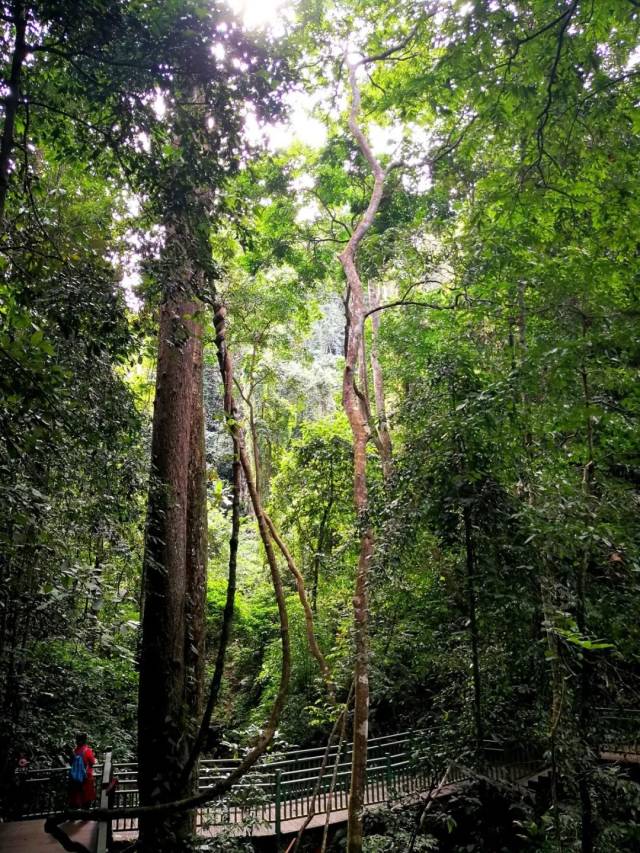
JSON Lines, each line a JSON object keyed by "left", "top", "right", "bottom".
{"left": 109, "top": 731, "right": 425, "bottom": 833}
{"left": 108, "top": 733, "right": 546, "bottom": 837}
{"left": 3, "top": 762, "right": 104, "bottom": 820}
{"left": 4, "top": 712, "right": 638, "bottom": 844}
{"left": 96, "top": 750, "right": 113, "bottom": 853}
{"left": 596, "top": 708, "right": 640, "bottom": 755}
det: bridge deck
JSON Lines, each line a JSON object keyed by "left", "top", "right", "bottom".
{"left": 202, "top": 780, "right": 467, "bottom": 839}
{"left": 112, "top": 765, "right": 539, "bottom": 842}
{"left": 4, "top": 722, "right": 637, "bottom": 849}
{"left": 112, "top": 781, "right": 465, "bottom": 843}
{"left": 0, "top": 820, "right": 98, "bottom": 853}
{"left": 600, "top": 749, "right": 640, "bottom": 765}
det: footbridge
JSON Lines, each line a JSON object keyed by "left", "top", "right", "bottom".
{"left": 3, "top": 711, "right": 639, "bottom": 851}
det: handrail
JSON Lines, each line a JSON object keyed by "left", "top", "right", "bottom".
{"left": 5, "top": 722, "right": 638, "bottom": 831}
{"left": 108, "top": 748, "right": 542, "bottom": 835}
{"left": 95, "top": 750, "right": 113, "bottom": 853}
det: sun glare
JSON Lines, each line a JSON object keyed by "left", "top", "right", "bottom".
{"left": 228, "top": 0, "right": 292, "bottom": 31}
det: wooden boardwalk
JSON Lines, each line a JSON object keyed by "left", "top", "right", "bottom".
{"left": 3, "top": 716, "right": 638, "bottom": 849}
{"left": 0, "top": 820, "right": 98, "bottom": 853}
{"left": 109, "top": 731, "right": 547, "bottom": 839}
{"left": 112, "top": 781, "right": 465, "bottom": 843}
{"left": 111, "top": 744, "right": 546, "bottom": 842}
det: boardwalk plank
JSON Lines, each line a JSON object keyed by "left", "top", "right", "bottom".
{"left": 0, "top": 820, "right": 98, "bottom": 853}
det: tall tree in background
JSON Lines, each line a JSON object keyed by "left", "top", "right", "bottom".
{"left": 137, "top": 210, "right": 209, "bottom": 848}
{"left": 0, "top": 1, "right": 288, "bottom": 844}
{"left": 131, "top": 15, "right": 288, "bottom": 848}
{"left": 338, "top": 57, "right": 383, "bottom": 853}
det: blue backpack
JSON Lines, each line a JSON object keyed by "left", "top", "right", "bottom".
{"left": 69, "top": 751, "right": 87, "bottom": 784}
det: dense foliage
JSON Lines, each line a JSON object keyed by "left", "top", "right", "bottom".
{"left": 1, "top": 0, "right": 639, "bottom": 851}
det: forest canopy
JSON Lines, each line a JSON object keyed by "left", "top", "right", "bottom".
{"left": 0, "top": 1, "right": 639, "bottom": 852}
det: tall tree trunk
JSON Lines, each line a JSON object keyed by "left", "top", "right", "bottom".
{"left": 577, "top": 313, "right": 595, "bottom": 853}
{"left": 137, "top": 265, "right": 207, "bottom": 851}
{"left": 462, "top": 505, "right": 483, "bottom": 748}
{"left": 184, "top": 332, "right": 207, "bottom": 783}
{"left": 339, "top": 59, "right": 388, "bottom": 853}
{"left": 55, "top": 303, "right": 288, "bottom": 840}
{"left": 0, "top": 0, "right": 27, "bottom": 223}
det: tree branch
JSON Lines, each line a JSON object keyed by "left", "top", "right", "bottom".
{"left": 263, "top": 511, "right": 335, "bottom": 700}
{"left": 176, "top": 434, "right": 240, "bottom": 791}
{"left": 358, "top": 26, "right": 419, "bottom": 66}
{"left": 534, "top": 0, "right": 580, "bottom": 165}
{"left": 363, "top": 295, "right": 464, "bottom": 320}
{"left": 515, "top": 7, "right": 575, "bottom": 49}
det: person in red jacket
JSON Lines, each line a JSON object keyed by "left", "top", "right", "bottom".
{"left": 68, "top": 732, "right": 97, "bottom": 808}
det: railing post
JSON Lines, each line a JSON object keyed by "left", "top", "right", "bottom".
{"left": 275, "top": 768, "right": 282, "bottom": 848}
{"left": 408, "top": 732, "right": 416, "bottom": 789}
{"left": 96, "top": 749, "right": 113, "bottom": 853}
{"left": 385, "top": 752, "right": 392, "bottom": 797}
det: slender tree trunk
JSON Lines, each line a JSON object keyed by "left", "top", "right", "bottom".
{"left": 213, "top": 301, "right": 291, "bottom": 739}
{"left": 264, "top": 510, "right": 334, "bottom": 698}
{"left": 540, "top": 568, "right": 565, "bottom": 850}
{"left": 321, "top": 687, "right": 352, "bottom": 853}
{"left": 0, "top": 0, "right": 27, "bottom": 223}
{"left": 178, "top": 431, "right": 241, "bottom": 791}
{"left": 138, "top": 268, "right": 207, "bottom": 850}
{"left": 248, "top": 396, "right": 263, "bottom": 503}
{"left": 515, "top": 280, "right": 533, "bottom": 450}
{"left": 312, "top": 472, "right": 334, "bottom": 613}
{"left": 511, "top": 283, "right": 565, "bottom": 842}
{"left": 290, "top": 682, "right": 354, "bottom": 853}
{"left": 462, "top": 505, "right": 483, "bottom": 749}
{"left": 339, "top": 59, "right": 388, "bottom": 853}
{"left": 577, "top": 313, "right": 595, "bottom": 853}
{"left": 233, "top": 331, "right": 329, "bottom": 697}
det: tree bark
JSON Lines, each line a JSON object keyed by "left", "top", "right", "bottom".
{"left": 137, "top": 278, "right": 207, "bottom": 850}
{"left": 180, "top": 333, "right": 207, "bottom": 798}
{"left": 339, "top": 59, "right": 387, "bottom": 853}
{"left": 462, "top": 505, "right": 483, "bottom": 748}
{"left": 0, "top": 0, "right": 27, "bottom": 223}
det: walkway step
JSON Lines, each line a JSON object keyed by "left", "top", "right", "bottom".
{"left": 0, "top": 820, "right": 98, "bottom": 852}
